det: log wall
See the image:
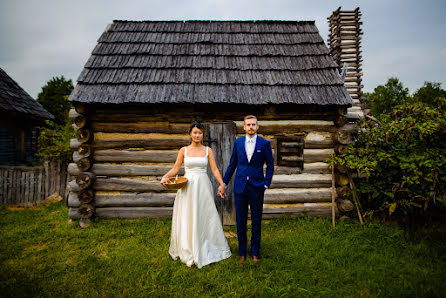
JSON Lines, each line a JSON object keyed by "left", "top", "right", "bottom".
{"left": 67, "top": 103, "right": 347, "bottom": 221}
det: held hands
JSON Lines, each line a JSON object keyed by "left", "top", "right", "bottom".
{"left": 217, "top": 184, "right": 226, "bottom": 199}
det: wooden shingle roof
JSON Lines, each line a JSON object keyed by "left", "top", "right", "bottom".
{"left": 0, "top": 68, "right": 54, "bottom": 120}
{"left": 69, "top": 20, "right": 352, "bottom": 106}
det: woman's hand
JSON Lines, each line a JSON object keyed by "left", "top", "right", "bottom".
{"left": 160, "top": 176, "right": 169, "bottom": 187}
{"left": 217, "top": 184, "right": 225, "bottom": 199}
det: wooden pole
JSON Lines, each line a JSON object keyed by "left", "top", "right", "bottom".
{"left": 347, "top": 171, "right": 364, "bottom": 224}
{"left": 331, "top": 156, "right": 336, "bottom": 229}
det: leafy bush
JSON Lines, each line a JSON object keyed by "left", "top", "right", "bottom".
{"left": 37, "top": 121, "right": 75, "bottom": 164}
{"left": 332, "top": 98, "right": 446, "bottom": 220}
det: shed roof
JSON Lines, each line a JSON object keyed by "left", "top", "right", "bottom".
{"left": 69, "top": 20, "right": 352, "bottom": 106}
{"left": 0, "top": 68, "right": 54, "bottom": 120}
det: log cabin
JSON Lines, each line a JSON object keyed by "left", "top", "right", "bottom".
{"left": 0, "top": 68, "right": 54, "bottom": 165}
{"left": 67, "top": 20, "right": 356, "bottom": 223}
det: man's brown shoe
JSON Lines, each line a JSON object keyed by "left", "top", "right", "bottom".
{"left": 252, "top": 256, "right": 260, "bottom": 265}
{"left": 238, "top": 256, "right": 246, "bottom": 265}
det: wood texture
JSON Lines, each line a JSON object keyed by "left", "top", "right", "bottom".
{"left": 93, "top": 150, "right": 177, "bottom": 163}
{"left": 93, "top": 138, "right": 189, "bottom": 150}
{"left": 76, "top": 172, "right": 96, "bottom": 190}
{"left": 264, "top": 188, "right": 332, "bottom": 203}
{"left": 69, "top": 192, "right": 175, "bottom": 208}
{"left": 93, "top": 178, "right": 167, "bottom": 192}
{"left": 92, "top": 122, "right": 190, "bottom": 133}
{"left": 0, "top": 163, "right": 68, "bottom": 206}
{"left": 68, "top": 163, "right": 182, "bottom": 177}
{"left": 203, "top": 122, "right": 237, "bottom": 225}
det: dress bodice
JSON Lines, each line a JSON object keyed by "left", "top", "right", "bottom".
{"left": 184, "top": 146, "right": 208, "bottom": 174}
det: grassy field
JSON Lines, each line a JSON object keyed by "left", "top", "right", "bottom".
{"left": 0, "top": 201, "right": 445, "bottom": 297}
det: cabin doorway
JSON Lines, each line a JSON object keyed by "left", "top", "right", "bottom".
{"left": 202, "top": 122, "right": 237, "bottom": 225}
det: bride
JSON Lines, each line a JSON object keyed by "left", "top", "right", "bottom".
{"left": 160, "top": 122, "right": 231, "bottom": 268}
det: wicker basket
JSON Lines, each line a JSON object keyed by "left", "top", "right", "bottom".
{"left": 165, "top": 176, "right": 188, "bottom": 190}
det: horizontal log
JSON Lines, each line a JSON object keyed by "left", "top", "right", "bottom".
{"left": 334, "top": 144, "right": 348, "bottom": 155}
{"left": 336, "top": 174, "right": 349, "bottom": 186}
{"left": 304, "top": 149, "right": 334, "bottom": 163}
{"left": 77, "top": 128, "right": 93, "bottom": 143}
{"left": 68, "top": 192, "right": 176, "bottom": 207}
{"left": 70, "top": 138, "right": 81, "bottom": 150}
{"left": 70, "top": 205, "right": 336, "bottom": 219}
{"left": 235, "top": 120, "right": 336, "bottom": 134}
{"left": 68, "top": 192, "right": 82, "bottom": 207}
{"left": 76, "top": 172, "right": 96, "bottom": 190}
{"left": 94, "top": 178, "right": 168, "bottom": 192}
{"left": 264, "top": 188, "right": 333, "bottom": 203}
{"left": 301, "top": 162, "right": 330, "bottom": 174}
{"left": 261, "top": 204, "right": 337, "bottom": 217}
{"left": 92, "top": 122, "right": 190, "bottom": 134}
{"left": 273, "top": 166, "right": 301, "bottom": 175}
{"left": 270, "top": 174, "right": 331, "bottom": 188}
{"left": 67, "top": 180, "right": 79, "bottom": 192}
{"left": 75, "top": 115, "right": 87, "bottom": 129}
{"left": 334, "top": 130, "right": 353, "bottom": 145}
{"left": 98, "top": 207, "right": 173, "bottom": 218}
{"left": 68, "top": 207, "right": 173, "bottom": 219}
{"left": 74, "top": 104, "right": 88, "bottom": 114}
{"left": 93, "top": 138, "right": 189, "bottom": 150}
{"left": 68, "top": 208, "right": 80, "bottom": 219}
{"left": 304, "top": 132, "right": 334, "bottom": 149}
{"left": 68, "top": 163, "right": 184, "bottom": 177}
{"left": 73, "top": 150, "right": 90, "bottom": 162}
{"left": 336, "top": 186, "right": 350, "bottom": 198}
{"left": 94, "top": 150, "right": 177, "bottom": 163}
{"left": 79, "top": 204, "right": 94, "bottom": 219}
{"left": 76, "top": 158, "right": 91, "bottom": 172}
{"left": 68, "top": 109, "right": 81, "bottom": 120}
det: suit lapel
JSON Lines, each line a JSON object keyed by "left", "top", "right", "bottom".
{"left": 241, "top": 136, "right": 249, "bottom": 163}
{"left": 248, "top": 136, "right": 261, "bottom": 164}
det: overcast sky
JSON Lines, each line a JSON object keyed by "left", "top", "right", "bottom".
{"left": 1, "top": 0, "right": 445, "bottom": 98}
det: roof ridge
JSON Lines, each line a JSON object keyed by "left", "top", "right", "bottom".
{"left": 112, "top": 20, "right": 316, "bottom": 24}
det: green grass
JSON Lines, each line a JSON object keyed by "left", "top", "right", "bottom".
{"left": 0, "top": 202, "right": 445, "bottom": 297}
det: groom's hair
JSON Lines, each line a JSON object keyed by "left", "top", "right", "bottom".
{"left": 244, "top": 115, "right": 257, "bottom": 123}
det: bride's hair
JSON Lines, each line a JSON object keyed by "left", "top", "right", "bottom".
{"left": 189, "top": 121, "right": 205, "bottom": 133}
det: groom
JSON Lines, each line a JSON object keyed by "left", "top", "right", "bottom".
{"left": 223, "top": 115, "right": 274, "bottom": 265}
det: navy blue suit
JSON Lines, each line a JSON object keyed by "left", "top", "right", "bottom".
{"left": 223, "top": 136, "right": 274, "bottom": 257}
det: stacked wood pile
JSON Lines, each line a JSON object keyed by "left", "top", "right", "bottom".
{"left": 328, "top": 8, "right": 367, "bottom": 217}
{"left": 328, "top": 7, "right": 366, "bottom": 121}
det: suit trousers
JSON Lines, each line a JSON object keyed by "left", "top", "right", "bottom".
{"left": 234, "top": 183, "right": 265, "bottom": 257}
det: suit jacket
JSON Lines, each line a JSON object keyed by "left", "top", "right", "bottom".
{"left": 223, "top": 136, "right": 274, "bottom": 194}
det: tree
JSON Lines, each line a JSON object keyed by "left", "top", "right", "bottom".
{"left": 37, "top": 76, "right": 74, "bottom": 125}
{"left": 411, "top": 81, "right": 446, "bottom": 106}
{"left": 365, "top": 77, "right": 409, "bottom": 118}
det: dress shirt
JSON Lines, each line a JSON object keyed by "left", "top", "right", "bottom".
{"left": 245, "top": 134, "right": 257, "bottom": 163}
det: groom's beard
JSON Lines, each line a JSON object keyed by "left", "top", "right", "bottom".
{"left": 247, "top": 129, "right": 257, "bottom": 136}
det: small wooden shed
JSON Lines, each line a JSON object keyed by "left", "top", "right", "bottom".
{"left": 0, "top": 68, "right": 54, "bottom": 165}
{"left": 67, "top": 20, "right": 354, "bottom": 223}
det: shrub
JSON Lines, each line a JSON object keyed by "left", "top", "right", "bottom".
{"left": 332, "top": 98, "right": 446, "bottom": 221}
{"left": 37, "top": 121, "right": 75, "bottom": 164}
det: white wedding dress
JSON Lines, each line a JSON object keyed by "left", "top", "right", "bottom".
{"left": 169, "top": 146, "right": 231, "bottom": 268}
